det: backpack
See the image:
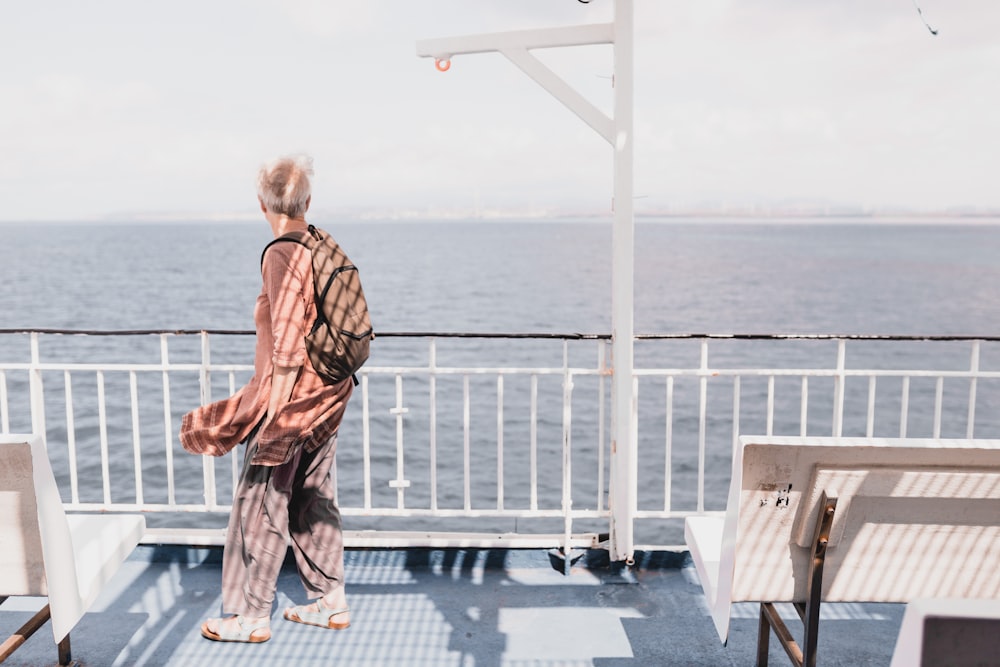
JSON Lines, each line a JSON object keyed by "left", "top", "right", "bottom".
{"left": 262, "top": 224, "right": 373, "bottom": 385}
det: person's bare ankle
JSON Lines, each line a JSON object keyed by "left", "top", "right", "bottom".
{"left": 322, "top": 592, "right": 347, "bottom": 609}
{"left": 242, "top": 614, "right": 270, "bottom": 624}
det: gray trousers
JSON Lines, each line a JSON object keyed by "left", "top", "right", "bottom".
{"left": 221, "top": 430, "right": 344, "bottom": 617}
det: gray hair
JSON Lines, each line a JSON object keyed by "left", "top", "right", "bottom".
{"left": 257, "top": 154, "right": 314, "bottom": 219}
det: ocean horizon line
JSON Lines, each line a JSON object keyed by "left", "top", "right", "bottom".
{"left": 3, "top": 211, "right": 1000, "bottom": 226}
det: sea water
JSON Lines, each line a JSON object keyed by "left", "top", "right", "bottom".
{"left": 2, "top": 218, "right": 1000, "bottom": 542}
{"left": 4, "top": 218, "right": 1000, "bottom": 335}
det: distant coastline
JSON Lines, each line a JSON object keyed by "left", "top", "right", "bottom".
{"left": 3, "top": 207, "right": 1000, "bottom": 225}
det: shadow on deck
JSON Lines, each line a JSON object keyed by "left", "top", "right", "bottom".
{"left": 0, "top": 547, "right": 903, "bottom": 666}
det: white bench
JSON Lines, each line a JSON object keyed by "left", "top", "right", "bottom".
{"left": 685, "top": 436, "right": 1000, "bottom": 667}
{"left": 890, "top": 598, "right": 1000, "bottom": 667}
{"left": 0, "top": 434, "right": 145, "bottom": 666}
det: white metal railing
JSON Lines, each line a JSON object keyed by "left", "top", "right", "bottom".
{"left": 1, "top": 329, "right": 999, "bottom": 554}
{"left": 628, "top": 334, "right": 1000, "bottom": 548}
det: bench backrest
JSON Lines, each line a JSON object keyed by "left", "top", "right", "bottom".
{"left": 0, "top": 435, "right": 81, "bottom": 600}
{"left": 719, "top": 437, "right": 1000, "bottom": 605}
{"left": 0, "top": 440, "right": 48, "bottom": 595}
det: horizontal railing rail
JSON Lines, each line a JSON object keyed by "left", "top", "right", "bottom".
{"left": 1, "top": 329, "right": 998, "bottom": 551}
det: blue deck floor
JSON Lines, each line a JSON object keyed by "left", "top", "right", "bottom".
{"left": 1, "top": 546, "right": 904, "bottom": 666}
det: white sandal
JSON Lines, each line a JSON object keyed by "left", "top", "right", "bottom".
{"left": 201, "top": 615, "right": 271, "bottom": 643}
{"left": 283, "top": 597, "right": 351, "bottom": 630}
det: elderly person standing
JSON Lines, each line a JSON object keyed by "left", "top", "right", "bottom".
{"left": 181, "top": 155, "right": 354, "bottom": 643}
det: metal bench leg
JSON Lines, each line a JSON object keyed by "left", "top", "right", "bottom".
{"left": 801, "top": 494, "right": 836, "bottom": 667}
{"left": 757, "top": 604, "right": 771, "bottom": 666}
{"left": 755, "top": 492, "right": 838, "bottom": 667}
{"left": 759, "top": 603, "right": 803, "bottom": 667}
{"left": 58, "top": 634, "right": 74, "bottom": 666}
{"left": 0, "top": 604, "right": 51, "bottom": 664}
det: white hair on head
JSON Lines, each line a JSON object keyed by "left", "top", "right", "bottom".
{"left": 257, "top": 154, "right": 314, "bottom": 219}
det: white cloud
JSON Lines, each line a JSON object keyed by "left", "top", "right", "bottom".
{"left": 1, "top": 0, "right": 998, "bottom": 220}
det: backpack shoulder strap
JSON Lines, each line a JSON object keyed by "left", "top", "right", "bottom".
{"left": 260, "top": 230, "right": 313, "bottom": 269}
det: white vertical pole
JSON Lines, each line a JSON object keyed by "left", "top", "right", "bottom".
{"left": 967, "top": 340, "right": 980, "bottom": 438}
{"left": 833, "top": 339, "right": 846, "bottom": 437}
{"left": 608, "top": 0, "right": 636, "bottom": 564}
{"left": 415, "top": 1, "right": 636, "bottom": 563}
{"left": 199, "top": 331, "right": 216, "bottom": 509}
{"left": 29, "top": 332, "right": 46, "bottom": 443}
{"left": 161, "top": 334, "right": 177, "bottom": 506}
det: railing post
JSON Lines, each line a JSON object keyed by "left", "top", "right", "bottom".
{"left": 562, "top": 341, "right": 575, "bottom": 569}
{"left": 388, "top": 374, "right": 410, "bottom": 509}
{"left": 968, "top": 339, "right": 980, "bottom": 438}
{"left": 428, "top": 338, "right": 438, "bottom": 511}
{"left": 362, "top": 372, "right": 372, "bottom": 511}
{"left": 0, "top": 370, "right": 9, "bottom": 433}
{"left": 28, "top": 332, "right": 46, "bottom": 444}
{"left": 832, "top": 339, "right": 846, "bottom": 437}
{"left": 199, "top": 331, "right": 217, "bottom": 509}
{"left": 160, "top": 334, "right": 177, "bottom": 506}
{"left": 696, "top": 341, "right": 709, "bottom": 513}
{"left": 597, "top": 342, "right": 607, "bottom": 513}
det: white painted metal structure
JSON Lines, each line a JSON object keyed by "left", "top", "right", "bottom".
{"left": 416, "top": 0, "right": 637, "bottom": 563}
{"left": 3, "top": 330, "right": 1000, "bottom": 555}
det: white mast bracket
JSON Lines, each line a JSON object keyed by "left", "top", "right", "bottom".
{"left": 416, "top": 24, "right": 615, "bottom": 144}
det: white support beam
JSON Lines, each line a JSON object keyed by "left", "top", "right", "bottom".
{"left": 416, "top": 23, "right": 613, "bottom": 60}
{"left": 417, "top": 23, "right": 615, "bottom": 144}
{"left": 501, "top": 47, "right": 613, "bottom": 144}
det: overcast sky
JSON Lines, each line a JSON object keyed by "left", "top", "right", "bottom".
{"left": 2, "top": 0, "right": 997, "bottom": 222}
